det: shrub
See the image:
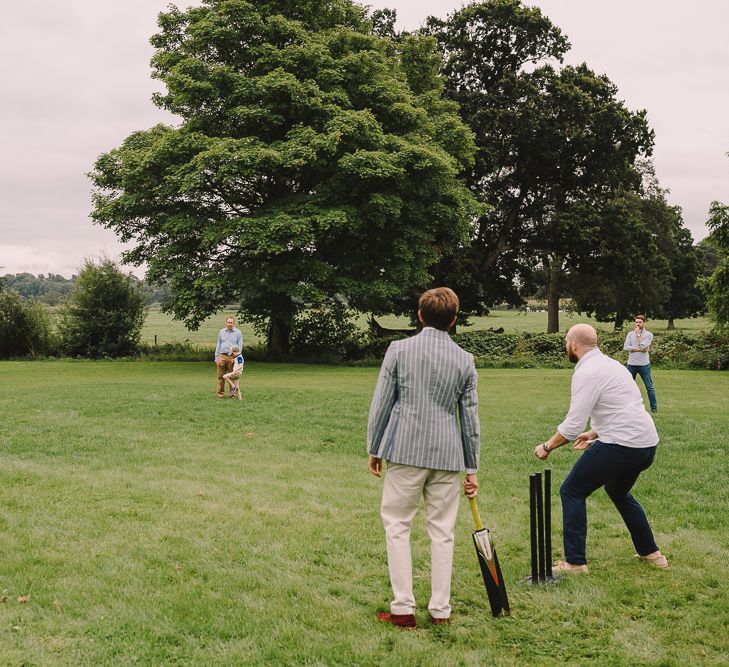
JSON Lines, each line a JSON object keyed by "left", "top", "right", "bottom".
{"left": 346, "top": 333, "right": 409, "bottom": 361}
{"left": 514, "top": 332, "right": 566, "bottom": 356}
{"left": 649, "top": 332, "right": 693, "bottom": 367}
{"left": 0, "top": 290, "right": 56, "bottom": 358}
{"left": 452, "top": 330, "right": 519, "bottom": 357}
{"left": 684, "top": 332, "right": 729, "bottom": 370}
{"left": 59, "top": 258, "right": 146, "bottom": 358}
{"left": 598, "top": 333, "right": 626, "bottom": 359}
{"left": 289, "top": 302, "right": 363, "bottom": 360}
{"left": 348, "top": 327, "right": 729, "bottom": 370}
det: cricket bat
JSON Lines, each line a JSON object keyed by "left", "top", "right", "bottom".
{"left": 469, "top": 497, "right": 510, "bottom": 617}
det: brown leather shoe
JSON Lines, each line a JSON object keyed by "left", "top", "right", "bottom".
{"left": 636, "top": 551, "right": 669, "bottom": 568}
{"left": 376, "top": 611, "right": 416, "bottom": 629}
{"left": 429, "top": 615, "right": 451, "bottom": 626}
{"left": 553, "top": 560, "right": 589, "bottom": 574}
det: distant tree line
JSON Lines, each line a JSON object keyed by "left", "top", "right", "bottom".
{"left": 1, "top": 249, "right": 727, "bottom": 361}
{"left": 0, "top": 259, "right": 147, "bottom": 359}
{"left": 87, "top": 0, "right": 724, "bottom": 356}
{"left": 0, "top": 272, "right": 171, "bottom": 306}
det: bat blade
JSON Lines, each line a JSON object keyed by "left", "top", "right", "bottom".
{"left": 472, "top": 528, "right": 510, "bottom": 617}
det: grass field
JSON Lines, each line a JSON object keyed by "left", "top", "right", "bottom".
{"left": 0, "top": 361, "right": 727, "bottom": 665}
{"left": 140, "top": 308, "right": 714, "bottom": 349}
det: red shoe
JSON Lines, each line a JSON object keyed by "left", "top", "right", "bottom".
{"left": 376, "top": 611, "right": 416, "bottom": 629}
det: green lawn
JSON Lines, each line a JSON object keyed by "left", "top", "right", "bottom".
{"left": 141, "top": 307, "right": 714, "bottom": 349}
{"left": 1, "top": 362, "right": 727, "bottom": 665}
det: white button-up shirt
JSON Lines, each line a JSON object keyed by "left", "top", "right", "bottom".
{"left": 557, "top": 348, "right": 659, "bottom": 448}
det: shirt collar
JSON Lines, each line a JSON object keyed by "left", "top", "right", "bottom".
{"left": 575, "top": 347, "right": 601, "bottom": 370}
{"left": 420, "top": 326, "right": 451, "bottom": 337}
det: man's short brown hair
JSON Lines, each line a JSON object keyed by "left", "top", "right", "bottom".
{"left": 418, "top": 287, "right": 459, "bottom": 331}
{"left": 634, "top": 314, "right": 646, "bottom": 322}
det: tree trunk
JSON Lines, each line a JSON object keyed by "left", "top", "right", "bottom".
{"left": 667, "top": 317, "right": 676, "bottom": 330}
{"left": 546, "top": 257, "right": 561, "bottom": 334}
{"left": 267, "top": 310, "right": 293, "bottom": 359}
{"left": 613, "top": 316, "right": 625, "bottom": 331}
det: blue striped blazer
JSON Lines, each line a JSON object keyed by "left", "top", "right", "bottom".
{"left": 367, "top": 327, "right": 480, "bottom": 472}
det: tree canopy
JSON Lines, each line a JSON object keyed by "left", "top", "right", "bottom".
{"left": 88, "top": 0, "right": 706, "bottom": 342}
{"left": 568, "top": 165, "right": 705, "bottom": 330}
{"left": 425, "top": 0, "right": 655, "bottom": 332}
{"left": 90, "top": 0, "right": 477, "bottom": 356}
{"left": 701, "top": 200, "right": 729, "bottom": 328}
{"left": 567, "top": 190, "right": 671, "bottom": 329}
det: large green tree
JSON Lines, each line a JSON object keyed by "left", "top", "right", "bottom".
{"left": 648, "top": 204, "right": 705, "bottom": 329}
{"left": 697, "top": 236, "right": 722, "bottom": 277}
{"left": 426, "top": 0, "right": 654, "bottom": 332}
{"left": 424, "top": 0, "right": 568, "bottom": 317}
{"left": 661, "top": 227, "right": 705, "bottom": 329}
{"left": 701, "top": 200, "right": 729, "bottom": 328}
{"left": 567, "top": 191, "right": 672, "bottom": 329}
{"left": 90, "top": 0, "right": 476, "bottom": 357}
{"left": 526, "top": 65, "right": 653, "bottom": 332}
{"left": 569, "top": 168, "right": 704, "bottom": 330}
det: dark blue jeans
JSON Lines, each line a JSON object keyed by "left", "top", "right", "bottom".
{"left": 560, "top": 441, "right": 659, "bottom": 565}
{"left": 626, "top": 363, "right": 657, "bottom": 411}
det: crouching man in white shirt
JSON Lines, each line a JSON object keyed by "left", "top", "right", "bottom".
{"left": 534, "top": 323, "right": 668, "bottom": 572}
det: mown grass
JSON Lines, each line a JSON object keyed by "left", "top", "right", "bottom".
{"left": 0, "top": 362, "right": 727, "bottom": 665}
{"left": 140, "top": 308, "right": 714, "bottom": 349}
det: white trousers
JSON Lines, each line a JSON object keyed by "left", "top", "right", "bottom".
{"left": 380, "top": 463, "right": 461, "bottom": 619}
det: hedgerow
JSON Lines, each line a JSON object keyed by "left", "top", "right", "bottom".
{"left": 344, "top": 329, "right": 729, "bottom": 370}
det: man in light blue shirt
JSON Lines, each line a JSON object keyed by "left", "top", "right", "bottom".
{"left": 214, "top": 316, "right": 242, "bottom": 398}
{"left": 623, "top": 314, "right": 657, "bottom": 412}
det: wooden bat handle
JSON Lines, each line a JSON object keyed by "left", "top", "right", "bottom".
{"left": 469, "top": 497, "right": 485, "bottom": 531}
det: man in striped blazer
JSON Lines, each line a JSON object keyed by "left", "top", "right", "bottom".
{"left": 368, "top": 287, "right": 480, "bottom": 629}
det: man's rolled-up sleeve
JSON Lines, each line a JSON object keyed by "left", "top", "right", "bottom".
{"left": 639, "top": 332, "right": 652, "bottom": 350}
{"left": 557, "top": 371, "right": 600, "bottom": 441}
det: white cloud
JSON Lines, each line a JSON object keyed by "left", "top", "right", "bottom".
{"left": 0, "top": 242, "right": 143, "bottom": 279}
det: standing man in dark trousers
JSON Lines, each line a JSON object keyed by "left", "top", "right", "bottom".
{"left": 534, "top": 323, "right": 668, "bottom": 573}
{"left": 368, "top": 288, "right": 480, "bottom": 629}
{"left": 623, "top": 314, "right": 657, "bottom": 412}
{"left": 215, "top": 316, "right": 242, "bottom": 399}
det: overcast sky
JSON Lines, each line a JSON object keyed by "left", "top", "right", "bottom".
{"left": 1, "top": 1, "right": 727, "bottom": 278}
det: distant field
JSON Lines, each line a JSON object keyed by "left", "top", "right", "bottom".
{"left": 140, "top": 307, "right": 713, "bottom": 349}
{"left": 0, "top": 362, "right": 726, "bottom": 664}
{"left": 141, "top": 309, "right": 261, "bottom": 348}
